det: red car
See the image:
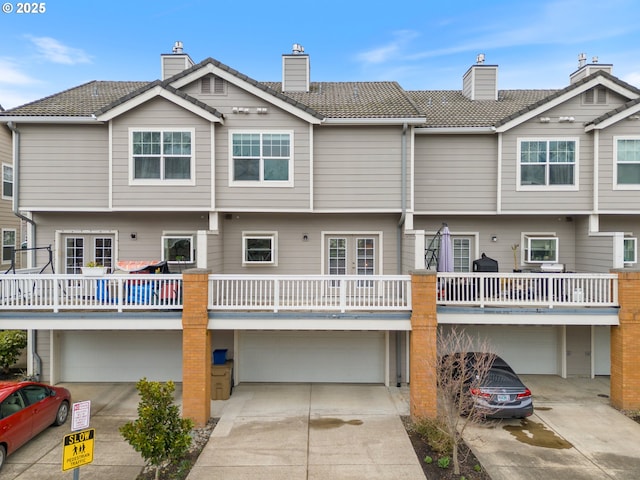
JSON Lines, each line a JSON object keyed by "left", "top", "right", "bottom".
{"left": 0, "top": 381, "right": 71, "bottom": 469}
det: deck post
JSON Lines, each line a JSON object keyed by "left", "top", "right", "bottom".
{"left": 610, "top": 270, "right": 640, "bottom": 411}
{"left": 410, "top": 270, "right": 438, "bottom": 420}
{"left": 181, "top": 269, "right": 211, "bottom": 427}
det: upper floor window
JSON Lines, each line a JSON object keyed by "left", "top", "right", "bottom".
{"left": 230, "top": 132, "right": 292, "bottom": 186}
{"left": 583, "top": 87, "right": 607, "bottom": 104}
{"left": 614, "top": 138, "right": 640, "bottom": 189}
{"left": 131, "top": 130, "right": 194, "bottom": 184}
{"left": 518, "top": 139, "right": 577, "bottom": 190}
{"left": 2, "top": 164, "right": 12, "bottom": 199}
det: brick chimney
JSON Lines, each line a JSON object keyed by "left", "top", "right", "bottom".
{"left": 161, "top": 41, "right": 195, "bottom": 80}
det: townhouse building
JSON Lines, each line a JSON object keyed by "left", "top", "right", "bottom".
{"left": 1, "top": 44, "right": 639, "bottom": 421}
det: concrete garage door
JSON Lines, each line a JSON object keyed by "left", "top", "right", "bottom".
{"left": 441, "top": 325, "right": 560, "bottom": 375}
{"left": 59, "top": 331, "right": 182, "bottom": 382}
{"left": 238, "top": 331, "right": 385, "bottom": 383}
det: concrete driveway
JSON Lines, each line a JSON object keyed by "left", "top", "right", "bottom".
{"left": 187, "top": 384, "right": 424, "bottom": 480}
{"left": 2, "top": 382, "right": 147, "bottom": 480}
{"left": 464, "top": 375, "right": 640, "bottom": 480}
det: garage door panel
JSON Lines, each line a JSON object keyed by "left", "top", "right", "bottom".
{"left": 239, "top": 331, "right": 384, "bottom": 383}
{"left": 60, "top": 331, "right": 182, "bottom": 382}
{"left": 440, "top": 325, "right": 559, "bottom": 375}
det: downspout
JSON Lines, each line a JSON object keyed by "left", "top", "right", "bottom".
{"left": 396, "top": 123, "right": 408, "bottom": 387}
{"left": 7, "top": 122, "right": 40, "bottom": 381}
{"left": 6, "top": 122, "right": 36, "bottom": 250}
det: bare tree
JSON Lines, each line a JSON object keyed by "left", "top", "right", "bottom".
{"left": 435, "top": 326, "right": 496, "bottom": 476}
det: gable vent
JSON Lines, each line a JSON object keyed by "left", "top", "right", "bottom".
{"left": 201, "top": 77, "right": 211, "bottom": 94}
{"left": 584, "top": 86, "right": 607, "bottom": 104}
{"left": 201, "top": 76, "right": 226, "bottom": 95}
{"left": 213, "top": 76, "right": 225, "bottom": 94}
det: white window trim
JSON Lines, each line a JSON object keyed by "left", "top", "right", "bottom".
{"left": 521, "top": 232, "right": 559, "bottom": 264}
{"left": 516, "top": 137, "right": 579, "bottom": 191}
{"left": 161, "top": 234, "right": 194, "bottom": 264}
{"left": 613, "top": 136, "right": 640, "bottom": 190}
{"left": 2, "top": 228, "right": 16, "bottom": 264}
{"left": 242, "top": 231, "right": 278, "bottom": 266}
{"left": 2, "top": 163, "right": 13, "bottom": 200}
{"left": 128, "top": 128, "right": 196, "bottom": 186}
{"left": 624, "top": 237, "right": 637, "bottom": 265}
{"left": 228, "top": 130, "right": 294, "bottom": 188}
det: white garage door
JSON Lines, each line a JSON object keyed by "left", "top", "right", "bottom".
{"left": 59, "top": 331, "right": 182, "bottom": 382}
{"left": 238, "top": 331, "right": 385, "bottom": 383}
{"left": 440, "top": 325, "right": 560, "bottom": 375}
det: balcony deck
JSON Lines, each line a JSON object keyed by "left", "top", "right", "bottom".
{"left": 0, "top": 272, "right": 619, "bottom": 327}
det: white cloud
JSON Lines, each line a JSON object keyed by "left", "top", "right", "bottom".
{"left": 623, "top": 72, "right": 640, "bottom": 88}
{"left": 356, "top": 30, "right": 420, "bottom": 65}
{"left": 26, "top": 36, "right": 92, "bottom": 65}
{"left": 0, "top": 58, "right": 38, "bottom": 85}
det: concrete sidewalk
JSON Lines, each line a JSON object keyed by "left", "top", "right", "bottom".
{"left": 186, "top": 384, "right": 425, "bottom": 480}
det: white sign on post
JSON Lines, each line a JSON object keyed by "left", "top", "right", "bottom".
{"left": 71, "top": 400, "right": 91, "bottom": 432}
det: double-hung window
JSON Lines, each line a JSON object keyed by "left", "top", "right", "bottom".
{"left": 230, "top": 132, "right": 292, "bottom": 186}
{"left": 2, "top": 164, "right": 12, "bottom": 199}
{"left": 518, "top": 139, "right": 577, "bottom": 190}
{"left": 131, "top": 129, "right": 194, "bottom": 183}
{"left": 524, "top": 235, "right": 558, "bottom": 263}
{"left": 242, "top": 232, "right": 277, "bottom": 266}
{"left": 614, "top": 138, "right": 640, "bottom": 189}
{"left": 2, "top": 229, "right": 16, "bottom": 264}
{"left": 624, "top": 238, "right": 637, "bottom": 265}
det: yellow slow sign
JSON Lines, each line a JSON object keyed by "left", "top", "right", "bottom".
{"left": 62, "top": 428, "right": 95, "bottom": 471}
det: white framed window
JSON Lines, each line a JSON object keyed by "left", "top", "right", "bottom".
{"left": 517, "top": 138, "right": 578, "bottom": 190}
{"left": 2, "top": 164, "right": 13, "bottom": 199}
{"left": 230, "top": 131, "right": 293, "bottom": 187}
{"left": 162, "top": 235, "right": 194, "bottom": 263}
{"left": 242, "top": 232, "right": 277, "bottom": 266}
{"left": 624, "top": 237, "right": 637, "bottom": 265}
{"left": 130, "top": 129, "right": 195, "bottom": 184}
{"left": 2, "top": 229, "right": 16, "bottom": 263}
{"left": 523, "top": 235, "right": 558, "bottom": 263}
{"left": 614, "top": 137, "right": 640, "bottom": 190}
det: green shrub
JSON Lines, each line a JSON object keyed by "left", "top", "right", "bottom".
{"left": 120, "top": 378, "right": 194, "bottom": 480}
{"left": 437, "top": 456, "right": 451, "bottom": 469}
{"left": 412, "top": 416, "right": 454, "bottom": 455}
{"left": 423, "top": 455, "right": 433, "bottom": 464}
{"left": 0, "top": 330, "right": 27, "bottom": 374}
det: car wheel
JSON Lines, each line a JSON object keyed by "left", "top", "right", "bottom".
{"left": 54, "top": 401, "right": 69, "bottom": 426}
{"left": 0, "top": 444, "right": 6, "bottom": 470}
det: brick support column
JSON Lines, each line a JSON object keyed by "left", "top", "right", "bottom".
{"left": 181, "top": 269, "right": 211, "bottom": 427}
{"left": 410, "top": 270, "right": 438, "bottom": 420}
{"left": 611, "top": 270, "right": 640, "bottom": 411}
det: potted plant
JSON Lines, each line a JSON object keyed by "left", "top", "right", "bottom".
{"left": 81, "top": 261, "right": 107, "bottom": 276}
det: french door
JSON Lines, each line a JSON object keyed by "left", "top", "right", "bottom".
{"left": 64, "top": 236, "right": 114, "bottom": 274}
{"left": 327, "top": 235, "right": 377, "bottom": 276}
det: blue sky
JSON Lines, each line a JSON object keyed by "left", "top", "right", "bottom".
{"left": 1, "top": 0, "right": 640, "bottom": 109}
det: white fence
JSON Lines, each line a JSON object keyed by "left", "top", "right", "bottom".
{"left": 0, "top": 274, "right": 183, "bottom": 312}
{"left": 436, "top": 272, "right": 618, "bottom": 308}
{"left": 209, "top": 275, "right": 412, "bottom": 312}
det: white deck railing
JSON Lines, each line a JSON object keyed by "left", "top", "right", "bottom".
{"left": 436, "top": 272, "right": 618, "bottom": 308}
{"left": 208, "top": 275, "right": 412, "bottom": 312}
{"left": 0, "top": 274, "right": 183, "bottom": 312}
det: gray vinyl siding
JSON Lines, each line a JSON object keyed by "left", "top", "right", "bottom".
{"left": 597, "top": 123, "right": 640, "bottom": 211}
{"left": 415, "top": 215, "right": 577, "bottom": 272}
{"left": 314, "top": 126, "right": 404, "bottom": 210}
{"left": 282, "top": 55, "right": 309, "bottom": 92}
{"left": 414, "top": 135, "right": 497, "bottom": 213}
{"left": 162, "top": 55, "right": 192, "bottom": 80}
{"left": 17, "top": 124, "right": 109, "bottom": 209}
{"left": 574, "top": 216, "right": 615, "bottom": 272}
{"left": 220, "top": 213, "right": 400, "bottom": 274}
{"left": 178, "top": 81, "right": 312, "bottom": 210}
{"left": 462, "top": 66, "right": 497, "bottom": 100}
{"left": 207, "top": 224, "right": 225, "bottom": 274}
{"left": 32, "top": 212, "right": 208, "bottom": 271}
{"left": 37, "top": 329, "right": 51, "bottom": 383}
{"left": 1, "top": 124, "right": 21, "bottom": 267}
{"left": 500, "top": 95, "right": 628, "bottom": 212}
{"left": 111, "top": 97, "right": 212, "bottom": 209}
{"left": 402, "top": 232, "right": 415, "bottom": 274}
